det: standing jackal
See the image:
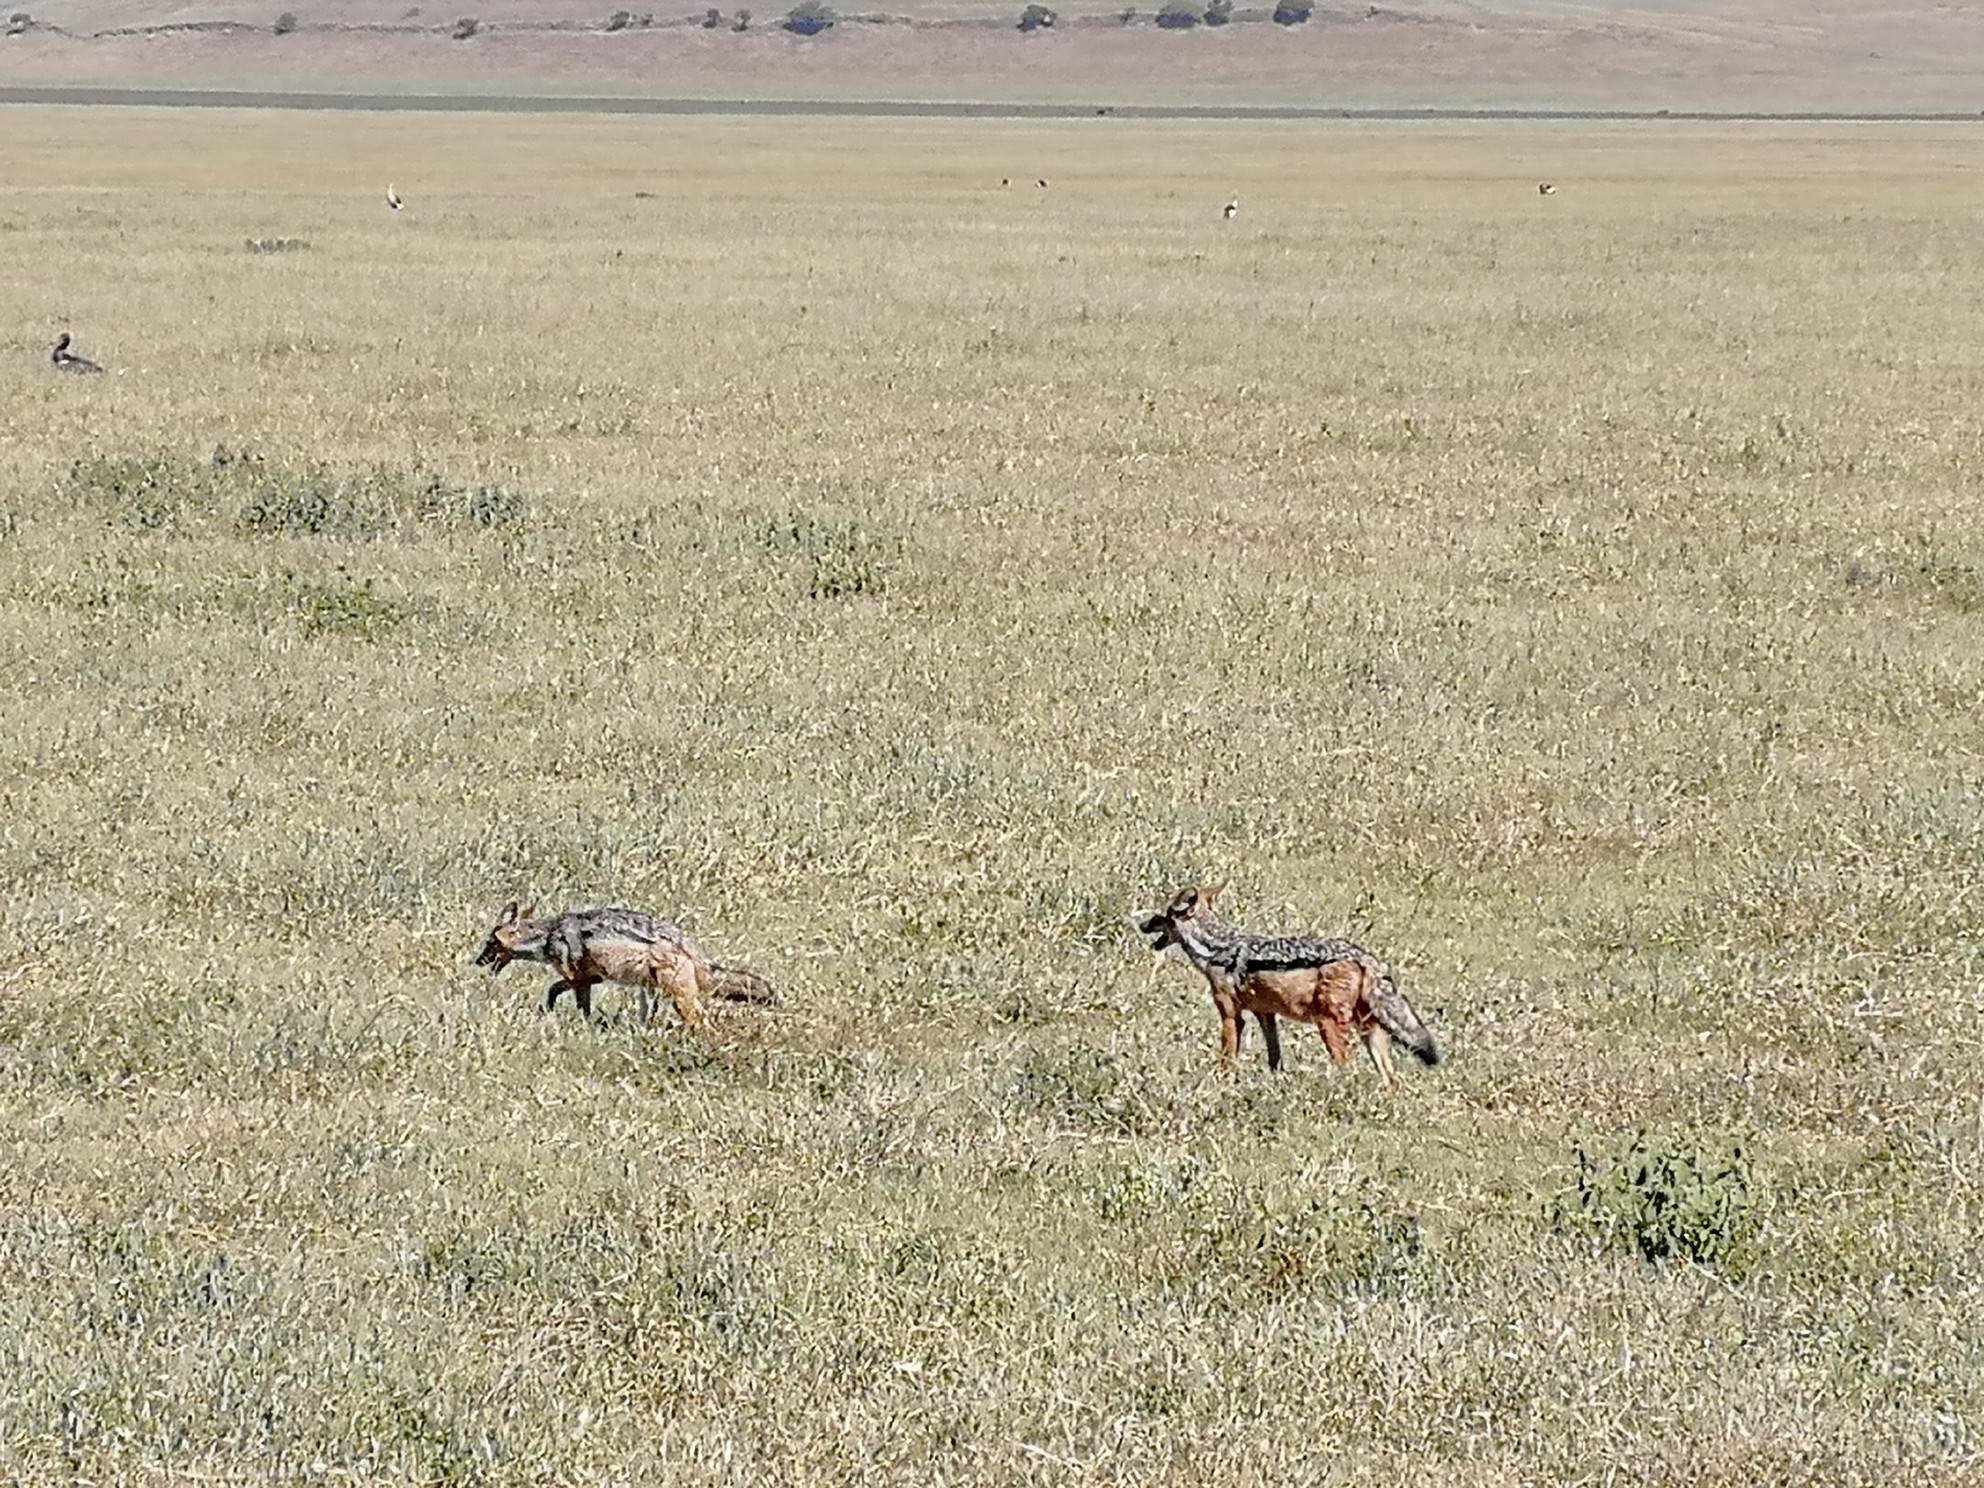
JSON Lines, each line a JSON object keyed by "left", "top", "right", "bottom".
{"left": 474, "top": 903, "right": 776, "bottom": 1029}
{"left": 1137, "top": 883, "right": 1440, "bottom": 1086}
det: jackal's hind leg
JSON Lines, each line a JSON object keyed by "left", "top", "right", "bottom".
{"left": 1364, "top": 1026, "right": 1397, "bottom": 1090}
{"left": 653, "top": 960, "right": 707, "bottom": 1032}
{"left": 1317, "top": 1017, "right": 1355, "bottom": 1068}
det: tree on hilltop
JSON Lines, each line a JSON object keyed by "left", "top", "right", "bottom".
{"left": 783, "top": 0, "right": 831, "bottom": 32}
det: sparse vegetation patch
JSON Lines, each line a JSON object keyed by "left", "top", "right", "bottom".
{"left": 61, "top": 448, "right": 526, "bottom": 538}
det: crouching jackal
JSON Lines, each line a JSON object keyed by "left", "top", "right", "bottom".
{"left": 1137, "top": 883, "right": 1440, "bottom": 1086}
{"left": 474, "top": 903, "right": 776, "bottom": 1029}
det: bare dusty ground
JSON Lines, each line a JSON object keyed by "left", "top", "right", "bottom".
{"left": 4, "top": 0, "right": 1984, "bottom": 109}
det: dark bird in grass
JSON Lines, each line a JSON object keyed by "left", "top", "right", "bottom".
{"left": 1037, "top": 178, "right": 1048, "bottom": 188}
{"left": 1223, "top": 197, "right": 1238, "bottom": 220}
{"left": 50, "top": 333, "right": 102, "bottom": 375}
{"left": 1537, "top": 182, "right": 1557, "bottom": 195}
{"left": 386, "top": 183, "right": 404, "bottom": 210}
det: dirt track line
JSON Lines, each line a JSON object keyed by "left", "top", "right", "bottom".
{"left": 3, "top": 87, "right": 1982, "bottom": 121}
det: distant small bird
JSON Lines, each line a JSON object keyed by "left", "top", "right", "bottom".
{"left": 50, "top": 332, "right": 102, "bottom": 375}
{"left": 386, "top": 184, "right": 404, "bottom": 211}
{"left": 1001, "top": 177, "right": 1010, "bottom": 187}
{"left": 1537, "top": 182, "right": 1557, "bottom": 196}
{"left": 1037, "top": 178, "right": 1048, "bottom": 188}
{"left": 1223, "top": 197, "right": 1238, "bottom": 220}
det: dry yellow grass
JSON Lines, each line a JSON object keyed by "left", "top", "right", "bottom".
{"left": 1, "top": 110, "right": 1981, "bottom": 1484}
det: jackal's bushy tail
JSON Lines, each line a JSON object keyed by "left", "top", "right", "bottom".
{"left": 1372, "top": 974, "right": 1441, "bottom": 1066}
{"left": 708, "top": 965, "right": 777, "bottom": 1006}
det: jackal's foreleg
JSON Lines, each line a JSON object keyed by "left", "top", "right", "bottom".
{"left": 1212, "top": 986, "right": 1243, "bottom": 1067}
{"left": 544, "top": 978, "right": 596, "bottom": 1017}
{"left": 1257, "top": 1011, "right": 1284, "bottom": 1072}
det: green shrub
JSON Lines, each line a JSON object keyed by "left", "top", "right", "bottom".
{"left": 757, "top": 510, "right": 903, "bottom": 599}
{"left": 412, "top": 475, "right": 526, "bottom": 530}
{"left": 1552, "top": 1127, "right": 1765, "bottom": 1278}
{"left": 280, "top": 569, "right": 411, "bottom": 640}
{"left": 782, "top": 0, "right": 830, "bottom": 33}
{"left": 239, "top": 469, "right": 395, "bottom": 538}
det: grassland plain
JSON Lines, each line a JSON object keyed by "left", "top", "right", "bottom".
{"left": 1, "top": 109, "right": 1981, "bottom": 1484}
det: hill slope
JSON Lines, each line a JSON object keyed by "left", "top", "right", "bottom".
{"left": 5, "top": 0, "right": 1982, "bottom": 108}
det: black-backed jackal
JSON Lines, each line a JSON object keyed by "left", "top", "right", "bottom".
{"left": 474, "top": 903, "right": 776, "bottom": 1029}
{"left": 1137, "top": 883, "right": 1440, "bottom": 1086}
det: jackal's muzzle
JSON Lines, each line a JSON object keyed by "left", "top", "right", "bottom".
{"left": 472, "top": 933, "right": 512, "bottom": 971}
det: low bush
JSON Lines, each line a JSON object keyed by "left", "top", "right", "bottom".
{"left": 1551, "top": 1127, "right": 1766, "bottom": 1279}
{"left": 782, "top": 0, "right": 830, "bottom": 33}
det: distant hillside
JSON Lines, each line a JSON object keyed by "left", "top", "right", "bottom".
{"left": 4, "top": 0, "right": 1982, "bottom": 108}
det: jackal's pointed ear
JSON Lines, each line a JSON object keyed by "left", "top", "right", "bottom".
{"left": 498, "top": 901, "right": 518, "bottom": 923}
{"left": 517, "top": 901, "right": 535, "bottom": 921}
{"left": 1202, "top": 880, "right": 1228, "bottom": 908}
